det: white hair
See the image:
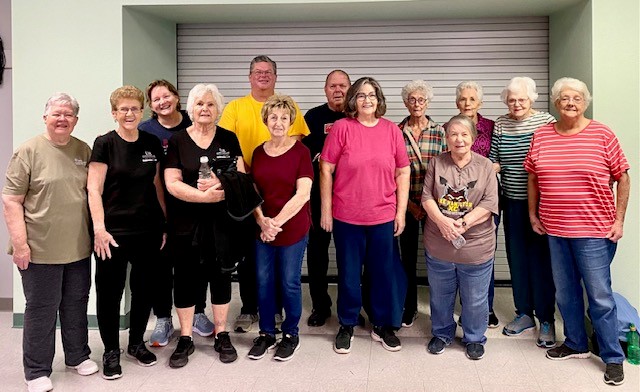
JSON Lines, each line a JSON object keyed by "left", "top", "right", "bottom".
{"left": 500, "top": 76, "right": 539, "bottom": 105}
{"left": 550, "top": 77, "right": 592, "bottom": 108}
{"left": 456, "top": 81, "right": 484, "bottom": 102}
{"left": 186, "top": 84, "right": 225, "bottom": 122}
{"left": 401, "top": 80, "right": 434, "bottom": 103}
{"left": 44, "top": 92, "right": 79, "bottom": 116}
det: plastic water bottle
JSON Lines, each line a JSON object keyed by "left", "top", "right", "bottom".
{"left": 628, "top": 323, "right": 640, "bottom": 365}
{"left": 198, "top": 156, "right": 212, "bottom": 179}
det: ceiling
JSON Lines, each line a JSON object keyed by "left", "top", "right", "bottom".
{"left": 127, "top": 0, "right": 586, "bottom": 24}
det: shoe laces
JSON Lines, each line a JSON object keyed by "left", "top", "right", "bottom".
{"left": 104, "top": 349, "right": 121, "bottom": 365}
{"left": 253, "top": 334, "right": 273, "bottom": 345}
{"left": 279, "top": 335, "right": 296, "bottom": 349}
{"left": 339, "top": 326, "right": 353, "bottom": 336}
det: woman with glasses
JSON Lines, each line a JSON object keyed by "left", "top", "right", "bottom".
{"left": 88, "top": 85, "right": 166, "bottom": 379}
{"left": 489, "top": 77, "right": 556, "bottom": 347}
{"left": 397, "top": 80, "right": 447, "bottom": 328}
{"left": 321, "top": 77, "right": 410, "bottom": 354}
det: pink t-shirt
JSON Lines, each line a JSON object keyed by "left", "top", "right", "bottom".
{"left": 524, "top": 121, "right": 630, "bottom": 238}
{"left": 321, "top": 117, "right": 410, "bottom": 225}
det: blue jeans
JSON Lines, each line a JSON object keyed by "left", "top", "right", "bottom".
{"left": 255, "top": 234, "right": 308, "bottom": 336}
{"left": 333, "top": 219, "right": 407, "bottom": 328}
{"left": 547, "top": 236, "right": 625, "bottom": 364}
{"left": 426, "top": 252, "right": 493, "bottom": 345}
{"left": 503, "top": 197, "right": 555, "bottom": 322}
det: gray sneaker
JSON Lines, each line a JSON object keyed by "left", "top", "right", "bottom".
{"left": 150, "top": 316, "right": 174, "bottom": 347}
{"left": 502, "top": 314, "right": 535, "bottom": 336}
{"left": 537, "top": 321, "right": 557, "bottom": 348}
{"left": 234, "top": 313, "right": 259, "bottom": 333}
{"left": 193, "top": 313, "right": 214, "bottom": 337}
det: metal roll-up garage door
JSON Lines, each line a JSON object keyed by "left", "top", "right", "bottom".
{"left": 177, "top": 16, "right": 550, "bottom": 282}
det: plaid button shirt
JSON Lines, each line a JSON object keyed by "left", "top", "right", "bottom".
{"left": 398, "top": 115, "right": 447, "bottom": 204}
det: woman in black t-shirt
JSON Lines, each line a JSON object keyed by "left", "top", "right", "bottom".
{"left": 87, "top": 85, "right": 166, "bottom": 380}
{"left": 164, "top": 84, "right": 246, "bottom": 368}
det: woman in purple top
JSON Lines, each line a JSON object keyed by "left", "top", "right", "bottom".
{"left": 455, "top": 81, "right": 499, "bottom": 328}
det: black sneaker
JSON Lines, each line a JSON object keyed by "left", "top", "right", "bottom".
{"left": 169, "top": 336, "right": 195, "bottom": 368}
{"left": 401, "top": 311, "right": 418, "bottom": 328}
{"left": 102, "top": 349, "right": 122, "bottom": 380}
{"left": 334, "top": 326, "right": 354, "bottom": 354}
{"left": 214, "top": 332, "right": 238, "bottom": 363}
{"left": 488, "top": 312, "right": 500, "bottom": 328}
{"left": 307, "top": 309, "right": 331, "bottom": 327}
{"left": 545, "top": 343, "right": 591, "bottom": 361}
{"left": 274, "top": 334, "right": 300, "bottom": 361}
{"left": 126, "top": 342, "right": 157, "bottom": 367}
{"left": 371, "top": 326, "right": 402, "bottom": 352}
{"left": 427, "top": 337, "right": 448, "bottom": 355}
{"left": 604, "top": 363, "right": 624, "bottom": 385}
{"left": 248, "top": 333, "right": 277, "bottom": 360}
{"left": 466, "top": 343, "right": 485, "bottom": 360}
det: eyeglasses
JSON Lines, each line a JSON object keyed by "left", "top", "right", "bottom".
{"left": 252, "top": 70, "right": 274, "bottom": 76}
{"left": 407, "top": 97, "right": 427, "bottom": 105}
{"left": 356, "top": 93, "right": 378, "bottom": 101}
{"left": 559, "top": 96, "right": 584, "bottom": 104}
{"left": 117, "top": 107, "right": 142, "bottom": 114}
{"left": 507, "top": 98, "right": 529, "bottom": 106}
{"left": 48, "top": 113, "right": 76, "bottom": 119}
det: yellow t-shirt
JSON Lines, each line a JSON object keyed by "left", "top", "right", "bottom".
{"left": 218, "top": 94, "right": 310, "bottom": 167}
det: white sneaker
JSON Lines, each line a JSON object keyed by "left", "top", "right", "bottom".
{"left": 67, "top": 358, "right": 99, "bottom": 376}
{"left": 25, "top": 376, "right": 53, "bottom": 392}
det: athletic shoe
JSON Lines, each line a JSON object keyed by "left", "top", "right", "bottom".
{"left": 536, "top": 321, "right": 557, "bottom": 348}
{"left": 25, "top": 376, "right": 53, "bottom": 392}
{"left": 466, "top": 343, "right": 485, "bottom": 360}
{"left": 502, "top": 314, "right": 535, "bottom": 336}
{"left": 274, "top": 334, "right": 300, "bottom": 361}
{"left": 545, "top": 343, "right": 591, "bottom": 360}
{"left": 334, "top": 325, "right": 354, "bottom": 354}
{"left": 234, "top": 313, "right": 259, "bottom": 333}
{"left": 214, "top": 332, "right": 238, "bottom": 363}
{"left": 488, "top": 312, "right": 500, "bottom": 328}
{"left": 401, "top": 311, "right": 418, "bottom": 328}
{"left": 193, "top": 312, "right": 214, "bottom": 337}
{"left": 604, "top": 363, "right": 624, "bottom": 385}
{"left": 169, "top": 336, "right": 195, "bottom": 368}
{"left": 427, "top": 337, "right": 448, "bottom": 355}
{"left": 248, "top": 333, "right": 277, "bottom": 360}
{"left": 150, "top": 316, "right": 174, "bottom": 347}
{"left": 126, "top": 342, "right": 157, "bottom": 366}
{"left": 102, "top": 349, "right": 122, "bottom": 380}
{"left": 307, "top": 309, "right": 331, "bottom": 327}
{"left": 66, "top": 358, "right": 99, "bottom": 376}
{"left": 371, "top": 326, "right": 402, "bottom": 352}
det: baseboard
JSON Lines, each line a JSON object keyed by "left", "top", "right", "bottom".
{"left": 12, "top": 312, "right": 130, "bottom": 330}
{"left": 0, "top": 297, "right": 12, "bottom": 311}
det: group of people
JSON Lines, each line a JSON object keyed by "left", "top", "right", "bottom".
{"left": 2, "top": 54, "right": 631, "bottom": 392}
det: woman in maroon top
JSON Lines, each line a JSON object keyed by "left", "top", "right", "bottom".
{"left": 248, "top": 94, "right": 313, "bottom": 362}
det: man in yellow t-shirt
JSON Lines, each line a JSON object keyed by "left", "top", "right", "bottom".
{"left": 218, "top": 55, "right": 309, "bottom": 333}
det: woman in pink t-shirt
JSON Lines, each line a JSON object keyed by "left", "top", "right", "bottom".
{"left": 320, "top": 77, "right": 410, "bottom": 354}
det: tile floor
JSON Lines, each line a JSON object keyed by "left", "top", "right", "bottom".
{"left": 1, "top": 285, "right": 638, "bottom": 391}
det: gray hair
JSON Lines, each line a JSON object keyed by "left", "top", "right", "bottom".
{"left": 445, "top": 114, "right": 477, "bottom": 141}
{"left": 186, "top": 84, "right": 225, "bottom": 122}
{"left": 550, "top": 77, "right": 592, "bottom": 108}
{"left": 500, "top": 76, "right": 539, "bottom": 105}
{"left": 249, "top": 55, "right": 277, "bottom": 75}
{"left": 401, "top": 80, "right": 434, "bottom": 103}
{"left": 456, "top": 81, "right": 484, "bottom": 102}
{"left": 44, "top": 92, "right": 79, "bottom": 116}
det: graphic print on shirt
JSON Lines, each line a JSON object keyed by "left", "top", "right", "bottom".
{"left": 141, "top": 151, "right": 158, "bottom": 163}
{"left": 437, "top": 176, "right": 476, "bottom": 218}
{"left": 323, "top": 122, "right": 335, "bottom": 134}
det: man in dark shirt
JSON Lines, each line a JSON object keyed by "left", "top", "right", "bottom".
{"left": 303, "top": 70, "right": 351, "bottom": 326}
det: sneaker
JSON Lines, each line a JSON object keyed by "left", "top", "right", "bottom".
{"left": 150, "top": 316, "right": 174, "bottom": 347}
{"left": 502, "top": 314, "right": 535, "bottom": 336}
{"left": 234, "top": 313, "right": 259, "bottom": 333}
{"left": 126, "top": 342, "right": 157, "bottom": 366}
{"left": 536, "top": 321, "right": 557, "bottom": 348}
{"left": 466, "top": 343, "right": 485, "bottom": 360}
{"left": 102, "top": 349, "right": 122, "bottom": 380}
{"left": 274, "top": 334, "right": 300, "bottom": 361}
{"left": 545, "top": 343, "right": 591, "bottom": 360}
{"left": 193, "top": 312, "right": 214, "bottom": 337}
{"left": 401, "top": 311, "right": 418, "bottom": 328}
{"left": 169, "top": 336, "right": 195, "bottom": 368}
{"left": 247, "top": 333, "right": 277, "bottom": 360}
{"left": 604, "top": 363, "right": 624, "bottom": 385}
{"left": 25, "top": 376, "right": 53, "bottom": 392}
{"left": 66, "top": 358, "right": 99, "bottom": 376}
{"left": 307, "top": 309, "right": 331, "bottom": 327}
{"left": 334, "top": 325, "right": 354, "bottom": 354}
{"left": 214, "top": 332, "right": 238, "bottom": 363}
{"left": 371, "top": 326, "right": 402, "bottom": 352}
{"left": 488, "top": 312, "right": 500, "bottom": 328}
{"left": 427, "top": 337, "right": 449, "bottom": 355}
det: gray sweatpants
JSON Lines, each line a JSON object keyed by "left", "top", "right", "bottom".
{"left": 20, "top": 257, "right": 92, "bottom": 380}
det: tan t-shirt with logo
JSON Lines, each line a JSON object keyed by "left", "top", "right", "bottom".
{"left": 3, "top": 135, "right": 92, "bottom": 264}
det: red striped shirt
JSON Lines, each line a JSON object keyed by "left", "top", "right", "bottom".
{"left": 524, "top": 121, "right": 630, "bottom": 238}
